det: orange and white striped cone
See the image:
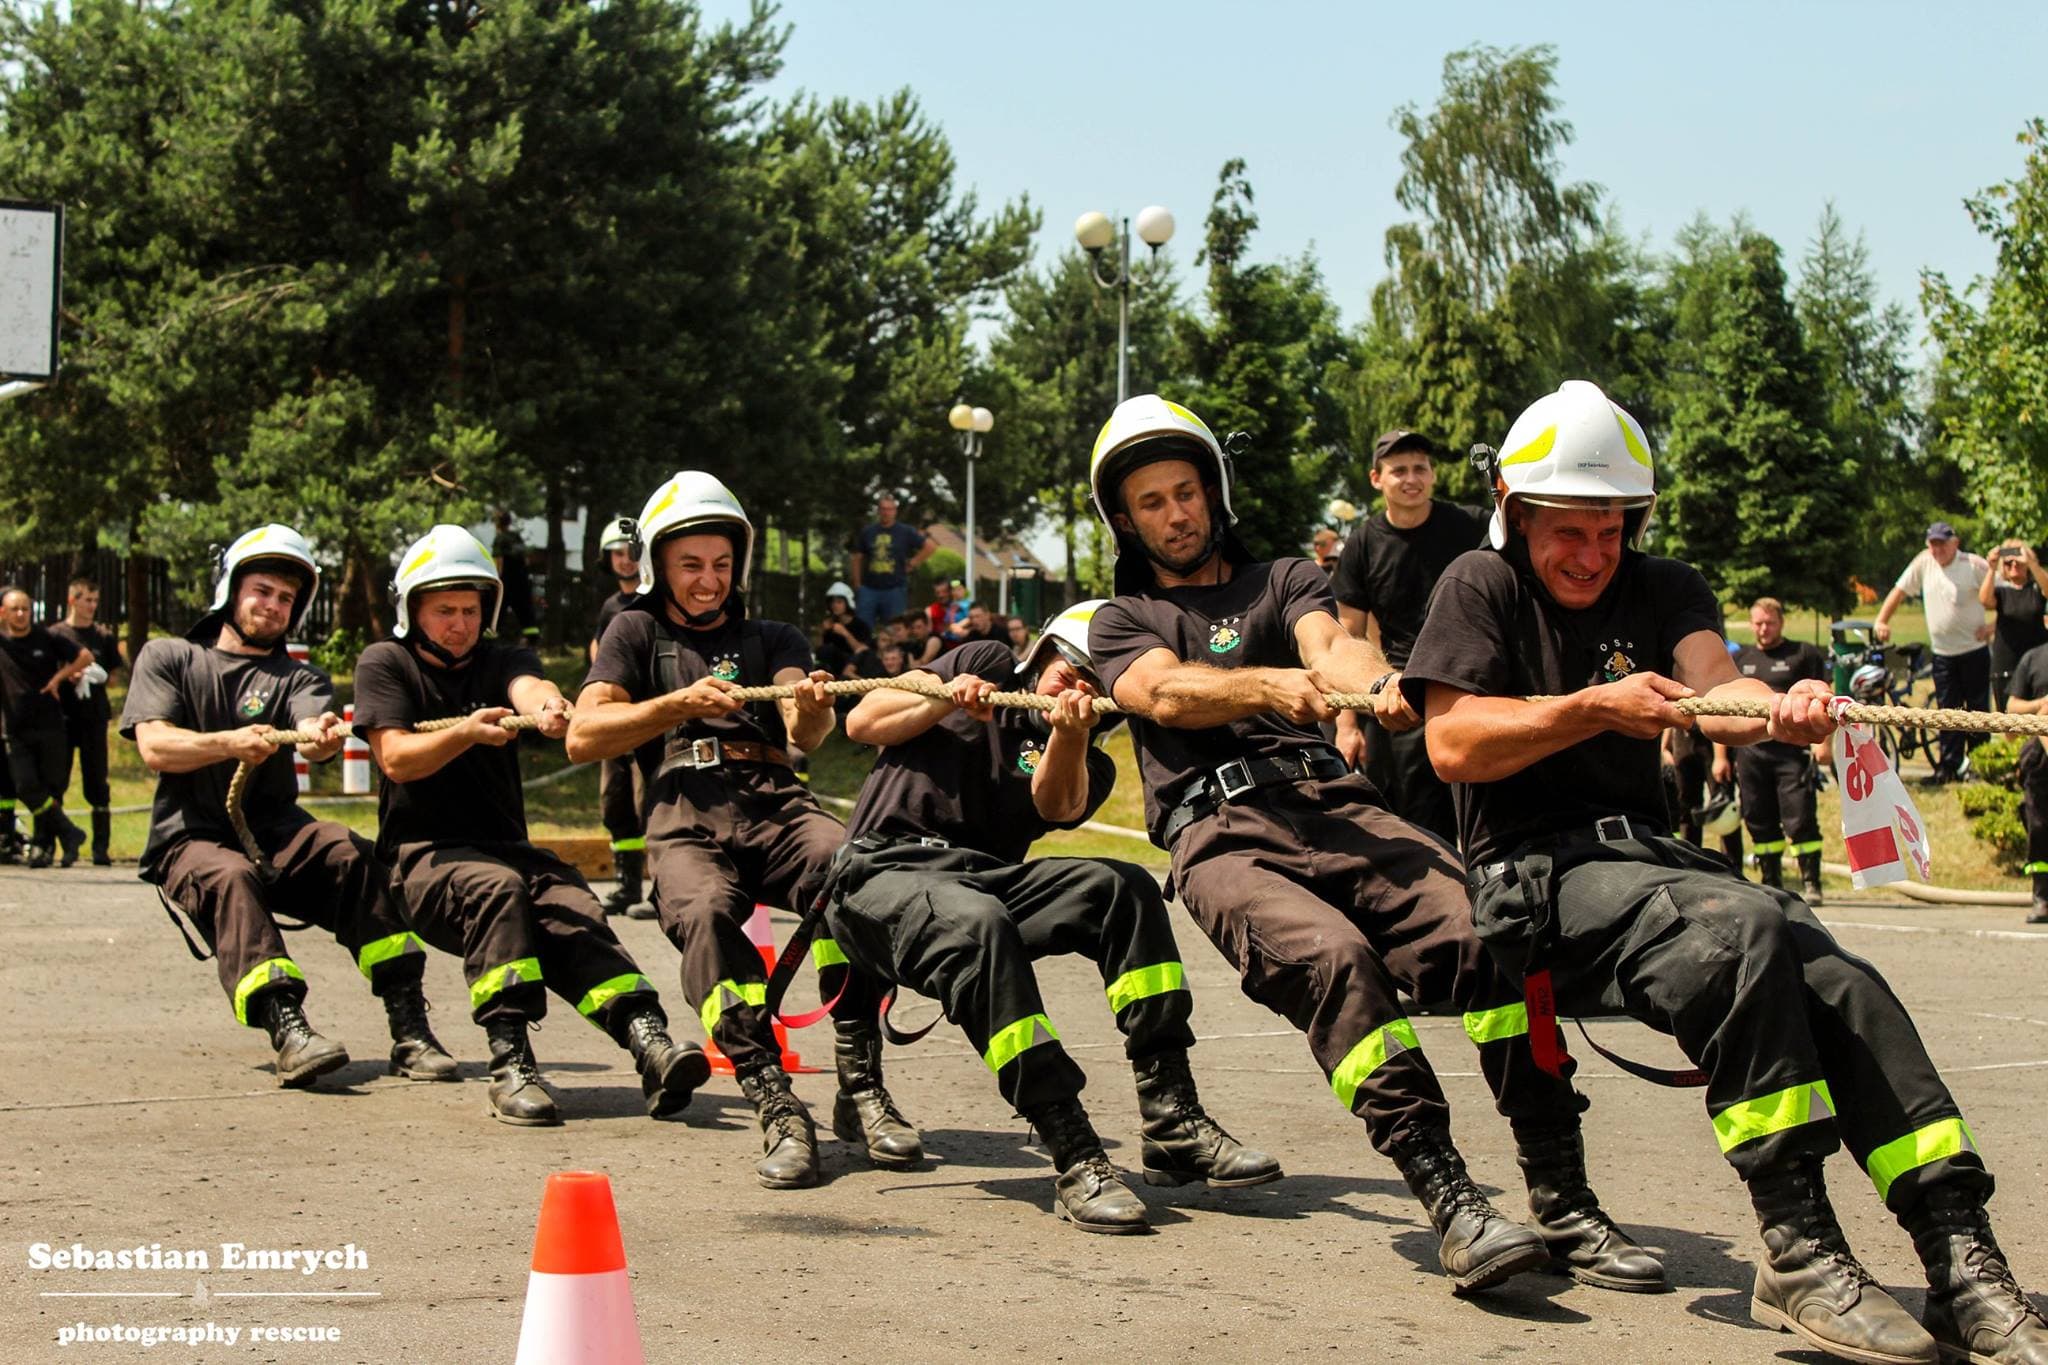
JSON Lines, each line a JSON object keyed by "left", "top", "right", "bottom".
{"left": 704, "top": 904, "right": 815, "bottom": 1076}
{"left": 513, "top": 1172, "right": 644, "bottom": 1365}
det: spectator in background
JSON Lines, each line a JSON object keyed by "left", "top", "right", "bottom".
{"left": 0, "top": 585, "right": 91, "bottom": 866}
{"left": 588, "top": 518, "right": 650, "bottom": 918}
{"left": 877, "top": 642, "right": 909, "bottom": 678}
{"left": 1311, "top": 527, "right": 1342, "bottom": 575}
{"left": 943, "top": 601, "right": 1002, "bottom": 651}
{"left": 46, "top": 576, "right": 121, "bottom": 865}
{"left": 1979, "top": 538, "right": 2048, "bottom": 712}
{"left": 817, "top": 581, "right": 876, "bottom": 678}
{"left": 492, "top": 511, "right": 540, "bottom": 641}
{"left": 1006, "top": 614, "right": 1034, "bottom": 663}
{"left": 2002, "top": 639, "right": 2048, "bottom": 922}
{"left": 924, "top": 581, "right": 952, "bottom": 637}
{"left": 1875, "top": 521, "right": 1992, "bottom": 781}
{"left": 946, "top": 580, "right": 970, "bottom": 626}
{"left": 849, "top": 494, "right": 937, "bottom": 627}
{"left": 902, "top": 612, "right": 942, "bottom": 667}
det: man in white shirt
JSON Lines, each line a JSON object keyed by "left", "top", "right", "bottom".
{"left": 1874, "top": 521, "right": 1992, "bottom": 781}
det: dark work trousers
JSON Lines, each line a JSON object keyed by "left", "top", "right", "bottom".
{"left": 156, "top": 821, "right": 427, "bottom": 1028}
{"left": 1170, "top": 774, "right": 1585, "bottom": 1156}
{"left": 823, "top": 843, "right": 1197, "bottom": 1112}
{"left": 64, "top": 706, "right": 110, "bottom": 809}
{"left": 599, "top": 752, "right": 645, "bottom": 854}
{"left": 1734, "top": 742, "right": 1823, "bottom": 860}
{"left": 1471, "top": 833, "right": 1986, "bottom": 1215}
{"left": 2019, "top": 740, "right": 2048, "bottom": 876}
{"left": 1361, "top": 715, "right": 1457, "bottom": 848}
{"left": 391, "top": 840, "right": 662, "bottom": 1033}
{"left": 645, "top": 762, "right": 869, "bottom": 1073}
{"left": 7, "top": 722, "right": 73, "bottom": 842}
{"left": 1931, "top": 646, "right": 1991, "bottom": 776}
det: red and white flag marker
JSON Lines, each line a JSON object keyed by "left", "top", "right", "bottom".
{"left": 514, "top": 1171, "right": 645, "bottom": 1365}
{"left": 1830, "top": 699, "right": 1933, "bottom": 888}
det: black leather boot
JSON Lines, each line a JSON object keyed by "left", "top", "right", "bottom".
{"left": 1905, "top": 1182, "right": 2048, "bottom": 1364}
{"left": 382, "top": 982, "right": 459, "bottom": 1081}
{"left": 52, "top": 810, "right": 84, "bottom": 867}
{"left": 1133, "top": 1051, "right": 1282, "bottom": 1188}
{"left": 830, "top": 1018, "right": 923, "bottom": 1168}
{"left": 621, "top": 1009, "right": 710, "bottom": 1119}
{"left": 259, "top": 993, "right": 350, "bottom": 1089}
{"left": 1393, "top": 1128, "right": 1549, "bottom": 1293}
{"left": 600, "top": 851, "right": 637, "bottom": 917}
{"left": 0, "top": 810, "right": 20, "bottom": 864}
{"left": 2030, "top": 874, "right": 2048, "bottom": 925}
{"left": 483, "top": 1016, "right": 561, "bottom": 1127}
{"left": 1516, "top": 1123, "right": 1666, "bottom": 1292}
{"left": 1758, "top": 851, "right": 1786, "bottom": 890}
{"left": 1025, "top": 1096, "right": 1147, "bottom": 1234}
{"left": 737, "top": 1064, "right": 819, "bottom": 1189}
{"left": 1748, "top": 1159, "right": 1937, "bottom": 1364}
{"left": 1798, "top": 851, "right": 1826, "bottom": 906}
{"left": 90, "top": 808, "right": 111, "bottom": 866}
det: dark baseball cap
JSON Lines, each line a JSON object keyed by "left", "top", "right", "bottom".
{"left": 1925, "top": 520, "right": 1958, "bottom": 542}
{"left": 1373, "top": 430, "right": 1436, "bottom": 464}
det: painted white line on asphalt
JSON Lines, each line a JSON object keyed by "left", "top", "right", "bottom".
{"left": 1954, "top": 1057, "right": 2048, "bottom": 1073}
{"left": 1828, "top": 920, "right": 2048, "bottom": 942}
{"left": 0, "top": 1088, "right": 292, "bottom": 1114}
{"left": 211, "top": 1292, "right": 382, "bottom": 1298}
{"left": 38, "top": 1292, "right": 186, "bottom": 1298}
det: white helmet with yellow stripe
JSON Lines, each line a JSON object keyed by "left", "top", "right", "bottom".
{"left": 1489, "top": 379, "right": 1657, "bottom": 550}
{"left": 1016, "top": 598, "right": 1109, "bottom": 679}
{"left": 633, "top": 471, "right": 755, "bottom": 595}
{"left": 392, "top": 524, "right": 501, "bottom": 639}
{"left": 1088, "top": 395, "right": 1234, "bottom": 528}
{"left": 189, "top": 523, "right": 321, "bottom": 642}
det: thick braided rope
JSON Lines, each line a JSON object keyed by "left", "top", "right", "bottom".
{"left": 228, "top": 714, "right": 549, "bottom": 873}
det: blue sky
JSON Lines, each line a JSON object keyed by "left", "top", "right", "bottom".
{"left": 704, "top": 0, "right": 2044, "bottom": 343}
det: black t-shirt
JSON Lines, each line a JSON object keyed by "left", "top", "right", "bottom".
{"left": 847, "top": 641, "right": 1114, "bottom": 861}
{"left": 1732, "top": 640, "right": 1827, "bottom": 694}
{"left": 1092, "top": 558, "right": 1339, "bottom": 845}
{"left": 118, "top": 640, "right": 332, "bottom": 876}
{"left": 585, "top": 607, "right": 812, "bottom": 764}
{"left": 0, "top": 627, "right": 81, "bottom": 733}
{"left": 1400, "top": 549, "right": 1724, "bottom": 866}
{"left": 591, "top": 590, "right": 636, "bottom": 648}
{"left": 352, "top": 639, "right": 544, "bottom": 859}
{"left": 1330, "top": 501, "right": 1488, "bottom": 667}
{"left": 47, "top": 620, "right": 121, "bottom": 723}
{"left": 2007, "top": 642, "right": 2048, "bottom": 704}
{"left": 822, "top": 612, "right": 874, "bottom": 649}
{"left": 1992, "top": 581, "right": 2048, "bottom": 671}
{"left": 852, "top": 522, "right": 925, "bottom": 590}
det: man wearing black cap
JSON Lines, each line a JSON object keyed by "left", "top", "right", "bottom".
{"left": 1874, "top": 522, "right": 1991, "bottom": 781}
{"left": 1329, "top": 430, "right": 1487, "bottom": 843}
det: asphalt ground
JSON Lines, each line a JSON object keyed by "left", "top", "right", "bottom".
{"left": 3, "top": 866, "right": 2046, "bottom": 1363}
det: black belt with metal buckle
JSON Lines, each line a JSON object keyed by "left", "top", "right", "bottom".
{"left": 1160, "top": 745, "right": 1349, "bottom": 847}
{"left": 850, "top": 832, "right": 953, "bottom": 854}
{"left": 1469, "top": 815, "right": 1654, "bottom": 890}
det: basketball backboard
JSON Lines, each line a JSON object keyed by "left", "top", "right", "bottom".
{"left": 0, "top": 199, "right": 63, "bottom": 383}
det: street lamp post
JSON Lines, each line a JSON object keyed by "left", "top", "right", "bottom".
{"left": 948, "top": 402, "right": 994, "bottom": 598}
{"left": 1074, "top": 205, "right": 1175, "bottom": 403}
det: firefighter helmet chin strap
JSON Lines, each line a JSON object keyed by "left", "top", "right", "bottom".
{"left": 409, "top": 632, "right": 473, "bottom": 669}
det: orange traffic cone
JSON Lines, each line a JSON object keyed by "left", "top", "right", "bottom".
{"left": 514, "top": 1172, "right": 644, "bottom": 1365}
{"left": 704, "top": 904, "right": 814, "bottom": 1075}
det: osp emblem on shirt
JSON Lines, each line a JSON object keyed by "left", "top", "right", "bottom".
{"left": 1016, "top": 740, "right": 1043, "bottom": 775}
{"left": 711, "top": 654, "right": 741, "bottom": 682}
{"left": 238, "top": 688, "right": 273, "bottom": 719}
{"left": 1596, "top": 640, "right": 1638, "bottom": 684}
{"left": 1208, "top": 619, "right": 1243, "bottom": 655}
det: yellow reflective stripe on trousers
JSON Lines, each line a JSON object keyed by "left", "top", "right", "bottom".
{"left": 575, "top": 972, "right": 653, "bottom": 1020}
{"left": 1462, "top": 1002, "right": 1530, "bottom": 1046}
{"left": 610, "top": 836, "right": 646, "bottom": 853}
{"left": 1751, "top": 839, "right": 1787, "bottom": 855}
{"left": 1867, "top": 1117, "right": 1978, "bottom": 1200}
{"left": 2026, "top": 861, "right": 2048, "bottom": 875}
{"left": 470, "top": 956, "right": 543, "bottom": 1010}
{"left": 1330, "top": 1019, "right": 1422, "bottom": 1110}
{"left": 1105, "top": 962, "right": 1185, "bottom": 1013}
{"left": 232, "top": 957, "right": 305, "bottom": 1026}
{"left": 811, "top": 938, "right": 849, "bottom": 969}
{"left": 1789, "top": 840, "right": 1824, "bottom": 855}
{"left": 356, "top": 931, "right": 426, "bottom": 980}
{"left": 983, "top": 1014, "right": 1060, "bottom": 1073}
{"left": 700, "top": 980, "right": 768, "bottom": 1036}
{"left": 1712, "top": 1080, "right": 1835, "bottom": 1152}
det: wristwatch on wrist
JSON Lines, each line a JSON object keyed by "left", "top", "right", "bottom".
{"left": 1367, "top": 670, "right": 1397, "bottom": 697}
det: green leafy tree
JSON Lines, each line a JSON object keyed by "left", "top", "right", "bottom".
{"left": 1181, "top": 158, "right": 1352, "bottom": 561}
{"left": 1659, "top": 225, "right": 1854, "bottom": 608}
{"left": 1923, "top": 119, "right": 2048, "bottom": 537}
